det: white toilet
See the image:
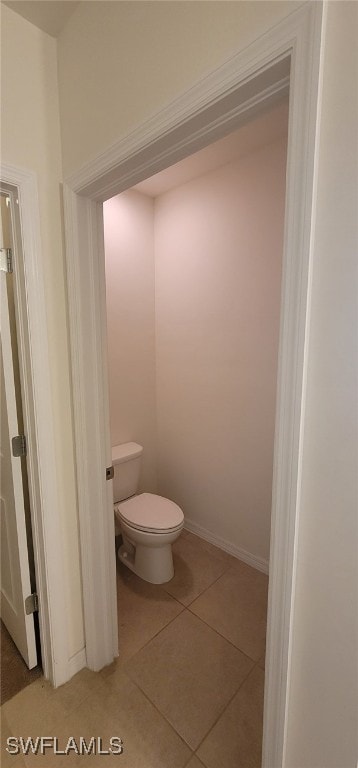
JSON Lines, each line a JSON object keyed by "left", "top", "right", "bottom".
{"left": 112, "top": 442, "right": 184, "bottom": 584}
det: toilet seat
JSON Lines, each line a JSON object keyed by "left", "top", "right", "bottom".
{"left": 115, "top": 492, "right": 184, "bottom": 534}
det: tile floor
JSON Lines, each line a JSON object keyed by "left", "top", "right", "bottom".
{"left": 1, "top": 531, "right": 268, "bottom": 767}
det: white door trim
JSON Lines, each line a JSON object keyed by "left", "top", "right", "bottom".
{"left": 63, "top": 3, "right": 325, "bottom": 764}
{"left": 0, "top": 165, "right": 70, "bottom": 687}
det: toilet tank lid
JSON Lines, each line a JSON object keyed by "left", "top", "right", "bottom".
{"left": 112, "top": 442, "right": 143, "bottom": 465}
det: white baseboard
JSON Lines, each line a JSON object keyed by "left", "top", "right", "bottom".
{"left": 184, "top": 518, "right": 269, "bottom": 575}
{"left": 68, "top": 647, "right": 87, "bottom": 678}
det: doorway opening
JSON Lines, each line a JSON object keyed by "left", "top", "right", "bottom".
{"left": 102, "top": 97, "right": 289, "bottom": 759}
{"left": 0, "top": 187, "right": 42, "bottom": 703}
{"left": 63, "top": 7, "right": 324, "bottom": 763}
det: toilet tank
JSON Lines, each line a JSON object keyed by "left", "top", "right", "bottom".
{"left": 112, "top": 442, "right": 143, "bottom": 503}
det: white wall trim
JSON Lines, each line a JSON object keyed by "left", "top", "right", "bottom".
{"left": 63, "top": 190, "right": 118, "bottom": 671}
{"left": 184, "top": 520, "right": 269, "bottom": 575}
{"left": 68, "top": 647, "right": 87, "bottom": 678}
{"left": 69, "top": 70, "right": 290, "bottom": 203}
{"left": 63, "top": 3, "right": 324, "bottom": 764}
{"left": 0, "top": 164, "right": 70, "bottom": 687}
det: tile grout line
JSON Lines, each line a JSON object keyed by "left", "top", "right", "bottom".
{"left": 119, "top": 609, "right": 262, "bottom": 758}
{"left": 182, "top": 751, "right": 203, "bottom": 768}
{"left": 192, "top": 661, "right": 262, "bottom": 759}
{"left": 163, "top": 543, "right": 268, "bottom": 662}
{"left": 185, "top": 603, "right": 263, "bottom": 664}
{"left": 162, "top": 560, "right": 233, "bottom": 609}
{"left": 114, "top": 553, "right": 265, "bottom": 750}
{"left": 112, "top": 542, "right": 265, "bottom": 757}
{"left": 3, "top": 532, "right": 266, "bottom": 767}
{"left": 164, "top": 540, "right": 266, "bottom": 611}
{"left": 114, "top": 601, "right": 186, "bottom": 667}
{"left": 118, "top": 665, "right": 194, "bottom": 755}
{"left": 115, "top": 548, "right": 234, "bottom": 663}
{"left": 117, "top": 596, "right": 260, "bottom": 671}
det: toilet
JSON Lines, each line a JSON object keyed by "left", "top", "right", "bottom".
{"left": 112, "top": 442, "right": 184, "bottom": 584}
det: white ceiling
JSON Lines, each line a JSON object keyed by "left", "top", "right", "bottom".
{"left": 134, "top": 99, "right": 289, "bottom": 199}
{"left": 3, "top": 1, "right": 80, "bottom": 37}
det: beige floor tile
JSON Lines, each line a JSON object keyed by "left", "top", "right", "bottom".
{"left": 182, "top": 532, "right": 233, "bottom": 566}
{"left": 99, "top": 657, "right": 128, "bottom": 691}
{"left": 21, "top": 669, "right": 190, "bottom": 768}
{"left": 22, "top": 723, "right": 84, "bottom": 768}
{"left": 52, "top": 667, "right": 106, "bottom": 714}
{"left": 163, "top": 533, "right": 231, "bottom": 606}
{"left": 190, "top": 561, "right": 268, "bottom": 661}
{"left": 2, "top": 678, "right": 70, "bottom": 737}
{"left": 22, "top": 696, "right": 117, "bottom": 768}
{"left": 85, "top": 668, "right": 190, "bottom": 767}
{"left": 2, "top": 669, "right": 105, "bottom": 758}
{"left": 115, "top": 562, "right": 184, "bottom": 662}
{"left": 1, "top": 706, "right": 77, "bottom": 768}
{"left": 1, "top": 713, "right": 27, "bottom": 767}
{"left": 125, "top": 610, "right": 254, "bottom": 750}
{"left": 2, "top": 756, "right": 26, "bottom": 768}
{"left": 185, "top": 757, "right": 206, "bottom": 768}
{"left": 197, "top": 666, "right": 264, "bottom": 768}
{"left": 0, "top": 706, "right": 12, "bottom": 765}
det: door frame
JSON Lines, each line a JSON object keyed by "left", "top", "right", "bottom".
{"left": 63, "top": 3, "right": 325, "bottom": 765}
{"left": 1, "top": 165, "right": 70, "bottom": 687}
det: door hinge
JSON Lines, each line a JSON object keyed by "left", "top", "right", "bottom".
{"left": 25, "top": 592, "right": 38, "bottom": 615}
{"left": 106, "top": 466, "right": 114, "bottom": 480}
{"left": 12, "top": 434, "right": 27, "bottom": 457}
{"left": 0, "top": 247, "right": 13, "bottom": 273}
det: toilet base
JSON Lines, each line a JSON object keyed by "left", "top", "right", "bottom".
{"left": 118, "top": 539, "right": 174, "bottom": 584}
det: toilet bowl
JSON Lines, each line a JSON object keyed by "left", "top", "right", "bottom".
{"left": 112, "top": 443, "right": 184, "bottom": 584}
{"left": 115, "top": 493, "right": 184, "bottom": 584}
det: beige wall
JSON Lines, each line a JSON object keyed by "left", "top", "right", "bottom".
{"left": 57, "top": 0, "right": 301, "bottom": 178}
{"left": 155, "top": 138, "right": 286, "bottom": 566}
{"left": 103, "top": 190, "right": 158, "bottom": 494}
{"left": 57, "top": 1, "right": 358, "bottom": 760}
{"left": 5, "top": 0, "right": 354, "bottom": 759}
{"left": 285, "top": 3, "right": 358, "bottom": 766}
{"left": 1, "top": 6, "right": 84, "bottom": 658}
{"left": 104, "top": 138, "right": 286, "bottom": 565}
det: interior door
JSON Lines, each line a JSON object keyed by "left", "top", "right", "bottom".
{"left": 0, "top": 195, "right": 37, "bottom": 669}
